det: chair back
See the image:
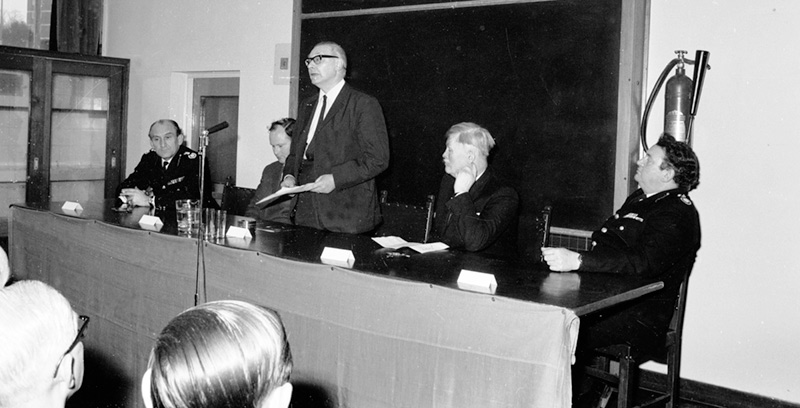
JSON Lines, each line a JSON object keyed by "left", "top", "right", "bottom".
{"left": 375, "top": 192, "right": 435, "bottom": 243}
{"left": 221, "top": 185, "right": 256, "bottom": 216}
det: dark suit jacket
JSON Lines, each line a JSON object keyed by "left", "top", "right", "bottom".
{"left": 117, "top": 144, "right": 218, "bottom": 210}
{"left": 284, "top": 83, "right": 390, "bottom": 234}
{"left": 433, "top": 168, "right": 519, "bottom": 258}
{"left": 245, "top": 161, "right": 292, "bottom": 224}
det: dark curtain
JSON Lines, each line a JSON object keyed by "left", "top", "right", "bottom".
{"left": 49, "top": 0, "right": 103, "bottom": 55}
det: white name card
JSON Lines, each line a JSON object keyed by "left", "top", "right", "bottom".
{"left": 320, "top": 247, "right": 355, "bottom": 268}
{"left": 61, "top": 201, "right": 84, "bottom": 215}
{"left": 225, "top": 226, "right": 252, "bottom": 239}
{"left": 457, "top": 269, "right": 497, "bottom": 294}
{"left": 138, "top": 215, "right": 163, "bottom": 231}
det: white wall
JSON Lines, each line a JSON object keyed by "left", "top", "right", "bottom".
{"left": 104, "top": 0, "right": 294, "bottom": 188}
{"left": 104, "top": 0, "right": 800, "bottom": 403}
{"left": 644, "top": 0, "right": 800, "bottom": 402}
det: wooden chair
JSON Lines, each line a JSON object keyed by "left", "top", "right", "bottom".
{"left": 583, "top": 274, "right": 691, "bottom": 408}
{"left": 221, "top": 185, "right": 256, "bottom": 216}
{"left": 374, "top": 191, "right": 435, "bottom": 243}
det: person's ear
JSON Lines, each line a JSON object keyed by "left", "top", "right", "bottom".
{"left": 662, "top": 166, "right": 675, "bottom": 183}
{"left": 141, "top": 369, "right": 154, "bottom": 408}
{"left": 260, "top": 382, "right": 293, "bottom": 408}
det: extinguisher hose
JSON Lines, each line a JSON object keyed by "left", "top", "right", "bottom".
{"left": 640, "top": 58, "right": 680, "bottom": 150}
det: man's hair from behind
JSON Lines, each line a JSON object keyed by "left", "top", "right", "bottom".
{"left": 0, "top": 280, "right": 77, "bottom": 406}
{"left": 146, "top": 300, "right": 293, "bottom": 408}
{"left": 446, "top": 122, "right": 496, "bottom": 157}
{"left": 270, "top": 117, "right": 296, "bottom": 138}
{"left": 657, "top": 133, "right": 700, "bottom": 191}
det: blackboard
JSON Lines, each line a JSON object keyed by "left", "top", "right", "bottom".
{"left": 300, "top": 0, "right": 623, "bottom": 260}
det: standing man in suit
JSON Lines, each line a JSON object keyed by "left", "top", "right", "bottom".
{"left": 433, "top": 122, "right": 519, "bottom": 257}
{"left": 281, "top": 41, "right": 390, "bottom": 234}
{"left": 117, "top": 119, "right": 217, "bottom": 210}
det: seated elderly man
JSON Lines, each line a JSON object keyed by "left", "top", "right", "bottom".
{"left": 433, "top": 122, "right": 519, "bottom": 257}
{"left": 0, "top": 280, "right": 88, "bottom": 408}
{"left": 142, "top": 300, "right": 293, "bottom": 408}
{"left": 542, "top": 134, "right": 700, "bottom": 404}
{"left": 117, "top": 119, "right": 218, "bottom": 210}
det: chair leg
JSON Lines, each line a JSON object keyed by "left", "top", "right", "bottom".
{"left": 617, "top": 354, "right": 634, "bottom": 408}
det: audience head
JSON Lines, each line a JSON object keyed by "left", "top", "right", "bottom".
{"left": 635, "top": 133, "right": 700, "bottom": 194}
{"left": 0, "top": 280, "right": 86, "bottom": 408}
{"left": 442, "top": 122, "right": 496, "bottom": 177}
{"left": 148, "top": 119, "right": 185, "bottom": 161}
{"left": 142, "top": 300, "right": 293, "bottom": 408}
{"left": 269, "top": 118, "right": 295, "bottom": 165}
{"left": 306, "top": 41, "right": 347, "bottom": 92}
{"left": 0, "top": 247, "right": 9, "bottom": 287}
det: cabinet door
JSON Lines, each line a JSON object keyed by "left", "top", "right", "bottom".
{"left": 0, "top": 47, "right": 128, "bottom": 213}
{"left": 0, "top": 69, "right": 31, "bottom": 226}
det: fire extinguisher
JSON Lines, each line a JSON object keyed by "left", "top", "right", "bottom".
{"left": 640, "top": 50, "right": 711, "bottom": 149}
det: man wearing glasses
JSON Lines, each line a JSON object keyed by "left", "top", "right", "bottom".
{"left": 0, "top": 280, "right": 88, "bottom": 407}
{"left": 282, "top": 41, "right": 390, "bottom": 234}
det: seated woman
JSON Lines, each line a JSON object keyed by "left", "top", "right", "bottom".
{"left": 141, "top": 300, "right": 293, "bottom": 408}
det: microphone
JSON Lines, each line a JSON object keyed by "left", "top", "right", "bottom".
{"left": 205, "top": 121, "right": 229, "bottom": 134}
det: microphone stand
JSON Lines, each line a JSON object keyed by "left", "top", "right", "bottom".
{"left": 194, "top": 128, "right": 210, "bottom": 306}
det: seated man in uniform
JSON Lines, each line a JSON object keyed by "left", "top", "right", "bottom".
{"left": 541, "top": 134, "right": 700, "bottom": 402}
{"left": 433, "top": 122, "right": 519, "bottom": 257}
{"left": 0, "top": 280, "right": 88, "bottom": 408}
{"left": 117, "top": 119, "right": 217, "bottom": 210}
{"left": 246, "top": 118, "right": 295, "bottom": 224}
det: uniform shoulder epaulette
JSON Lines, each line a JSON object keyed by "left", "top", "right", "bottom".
{"left": 679, "top": 194, "right": 693, "bottom": 206}
{"left": 185, "top": 151, "right": 197, "bottom": 159}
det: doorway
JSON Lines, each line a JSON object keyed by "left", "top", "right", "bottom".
{"left": 190, "top": 76, "right": 239, "bottom": 205}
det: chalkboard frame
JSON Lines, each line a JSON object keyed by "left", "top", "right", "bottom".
{"left": 289, "top": 0, "right": 647, "bottom": 259}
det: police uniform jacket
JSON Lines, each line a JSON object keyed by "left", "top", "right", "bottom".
{"left": 578, "top": 187, "right": 700, "bottom": 351}
{"left": 117, "top": 144, "right": 217, "bottom": 210}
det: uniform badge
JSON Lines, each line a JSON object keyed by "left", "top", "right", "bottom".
{"left": 187, "top": 152, "right": 197, "bottom": 159}
{"left": 623, "top": 213, "right": 644, "bottom": 222}
{"left": 680, "top": 195, "right": 693, "bottom": 205}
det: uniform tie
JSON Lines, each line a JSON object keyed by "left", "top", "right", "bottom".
{"left": 162, "top": 160, "right": 169, "bottom": 171}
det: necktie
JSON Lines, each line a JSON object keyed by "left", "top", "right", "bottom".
{"left": 162, "top": 161, "right": 169, "bottom": 171}
{"left": 315, "top": 95, "right": 327, "bottom": 133}
{"left": 305, "top": 95, "right": 327, "bottom": 159}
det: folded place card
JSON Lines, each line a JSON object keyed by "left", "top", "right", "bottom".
{"left": 61, "top": 201, "right": 84, "bottom": 215}
{"left": 225, "top": 226, "right": 252, "bottom": 239}
{"left": 456, "top": 269, "right": 497, "bottom": 294}
{"left": 138, "top": 215, "right": 163, "bottom": 231}
{"left": 320, "top": 247, "right": 355, "bottom": 268}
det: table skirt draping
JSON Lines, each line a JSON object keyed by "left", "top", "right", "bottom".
{"left": 10, "top": 205, "right": 578, "bottom": 408}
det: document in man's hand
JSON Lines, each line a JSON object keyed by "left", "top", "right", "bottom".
{"left": 371, "top": 236, "right": 449, "bottom": 253}
{"left": 255, "top": 184, "right": 315, "bottom": 206}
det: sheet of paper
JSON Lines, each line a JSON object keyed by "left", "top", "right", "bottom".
{"left": 371, "top": 236, "right": 449, "bottom": 253}
{"left": 255, "top": 183, "right": 315, "bottom": 205}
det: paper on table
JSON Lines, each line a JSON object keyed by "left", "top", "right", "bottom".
{"left": 255, "top": 183, "right": 315, "bottom": 205}
{"left": 372, "top": 236, "right": 449, "bottom": 253}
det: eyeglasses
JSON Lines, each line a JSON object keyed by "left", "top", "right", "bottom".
{"left": 53, "top": 315, "right": 90, "bottom": 378}
{"left": 304, "top": 54, "right": 339, "bottom": 67}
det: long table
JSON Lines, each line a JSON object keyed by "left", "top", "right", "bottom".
{"left": 9, "top": 201, "right": 663, "bottom": 408}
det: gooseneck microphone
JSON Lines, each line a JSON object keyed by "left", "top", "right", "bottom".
{"left": 206, "top": 121, "right": 229, "bottom": 134}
